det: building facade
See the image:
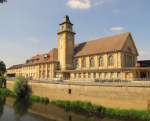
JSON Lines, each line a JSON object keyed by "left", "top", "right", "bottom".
{"left": 7, "top": 16, "right": 150, "bottom": 81}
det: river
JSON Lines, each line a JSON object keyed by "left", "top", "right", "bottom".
{"left": 0, "top": 97, "right": 124, "bottom": 121}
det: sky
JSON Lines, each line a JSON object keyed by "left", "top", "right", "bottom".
{"left": 0, "top": 0, "right": 150, "bottom": 67}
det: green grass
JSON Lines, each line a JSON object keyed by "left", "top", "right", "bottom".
{"left": 30, "top": 95, "right": 49, "bottom": 104}
{"left": 105, "top": 108, "right": 150, "bottom": 121}
{"left": 1, "top": 88, "right": 150, "bottom": 121}
{"left": 51, "top": 100, "right": 150, "bottom": 121}
{"left": 51, "top": 100, "right": 105, "bottom": 116}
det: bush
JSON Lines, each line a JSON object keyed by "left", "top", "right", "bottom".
{"left": 105, "top": 108, "right": 150, "bottom": 121}
{"left": 52, "top": 100, "right": 150, "bottom": 121}
{"left": 0, "top": 88, "right": 11, "bottom": 96}
{"left": 0, "top": 76, "right": 6, "bottom": 88}
{"left": 51, "top": 100, "right": 105, "bottom": 116}
{"left": 13, "top": 76, "right": 32, "bottom": 100}
{"left": 30, "top": 95, "right": 49, "bottom": 104}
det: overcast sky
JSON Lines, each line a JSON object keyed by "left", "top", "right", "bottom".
{"left": 0, "top": 0, "right": 150, "bottom": 67}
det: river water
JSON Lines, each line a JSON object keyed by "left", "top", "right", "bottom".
{"left": 0, "top": 97, "right": 124, "bottom": 121}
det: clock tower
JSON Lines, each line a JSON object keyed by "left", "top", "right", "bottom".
{"left": 58, "top": 15, "right": 75, "bottom": 70}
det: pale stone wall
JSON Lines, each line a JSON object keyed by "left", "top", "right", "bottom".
{"left": 7, "top": 63, "right": 57, "bottom": 80}
{"left": 7, "top": 81, "right": 150, "bottom": 110}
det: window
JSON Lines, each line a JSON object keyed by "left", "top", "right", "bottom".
{"left": 117, "top": 72, "right": 121, "bottom": 79}
{"left": 108, "top": 55, "right": 114, "bottom": 66}
{"left": 78, "top": 73, "right": 81, "bottom": 78}
{"left": 99, "top": 73, "right": 102, "bottom": 78}
{"left": 125, "top": 54, "right": 133, "bottom": 67}
{"left": 88, "top": 73, "right": 91, "bottom": 78}
{"left": 83, "top": 73, "right": 86, "bottom": 78}
{"left": 93, "top": 73, "right": 96, "bottom": 78}
{"left": 99, "top": 56, "right": 104, "bottom": 67}
{"left": 81, "top": 58, "right": 86, "bottom": 68}
{"left": 74, "top": 59, "right": 79, "bottom": 69}
{"left": 104, "top": 73, "right": 107, "bottom": 79}
{"left": 110, "top": 72, "right": 114, "bottom": 79}
{"left": 90, "top": 57, "right": 95, "bottom": 67}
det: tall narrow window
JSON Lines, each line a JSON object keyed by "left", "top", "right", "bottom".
{"left": 108, "top": 55, "right": 114, "bottom": 66}
{"left": 99, "top": 56, "right": 104, "bottom": 67}
{"left": 90, "top": 57, "right": 95, "bottom": 67}
{"left": 81, "top": 58, "right": 86, "bottom": 68}
{"left": 74, "top": 59, "right": 79, "bottom": 69}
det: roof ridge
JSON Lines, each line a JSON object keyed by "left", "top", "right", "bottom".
{"left": 77, "top": 32, "right": 130, "bottom": 45}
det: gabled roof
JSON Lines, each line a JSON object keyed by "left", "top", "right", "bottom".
{"left": 25, "top": 48, "right": 58, "bottom": 65}
{"left": 74, "top": 32, "right": 136, "bottom": 57}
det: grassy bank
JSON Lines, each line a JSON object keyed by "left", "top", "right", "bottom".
{"left": 51, "top": 100, "right": 150, "bottom": 121}
{"left": 0, "top": 88, "right": 49, "bottom": 104}
{"left": 1, "top": 88, "right": 150, "bottom": 121}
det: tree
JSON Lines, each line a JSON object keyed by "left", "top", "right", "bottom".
{"left": 0, "top": 0, "right": 7, "bottom": 3}
{"left": 0, "top": 61, "right": 6, "bottom": 76}
{"left": 13, "top": 76, "right": 32, "bottom": 100}
{"left": 0, "top": 61, "right": 6, "bottom": 88}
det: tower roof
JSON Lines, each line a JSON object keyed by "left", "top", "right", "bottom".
{"left": 60, "top": 15, "right": 73, "bottom": 25}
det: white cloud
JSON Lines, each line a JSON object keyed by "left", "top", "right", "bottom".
{"left": 67, "top": 0, "right": 91, "bottom": 10}
{"left": 66, "top": 0, "right": 114, "bottom": 10}
{"left": 110, "top": 26, "right": 124, "bottom": 33}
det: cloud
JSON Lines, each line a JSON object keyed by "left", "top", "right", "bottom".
{"left": 66, "top": 0, "right": 91, "bottom": 10}
{"left": 110, "top": 26, "right": 124, "bottom": 33}
{"left": 66, "top": 0, "right": 114, "bottom": 10}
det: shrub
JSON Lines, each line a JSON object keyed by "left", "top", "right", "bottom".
{"left": 52, "top": 100, "right": 150, "bottom": 121}
{"left": 0, "top": 76, "right": 6, "bottom": 88}
{"left": 0, "top": 88, "right": 11, "bottom": 96}
{"left": 51, "top": 100, "right": 105, "bottom": 116}
{"left": 105, "top": 108, "right": 150, "bottom": 121}
{"left": 13, "top": 76, "right": 32, "bottom": 100}
{"left": 30, "top": 95, "right": 49, "bottom": 104}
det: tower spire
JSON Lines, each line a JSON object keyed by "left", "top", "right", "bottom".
{"left": 60, "top": 15, "right": 73, "bottom": 25}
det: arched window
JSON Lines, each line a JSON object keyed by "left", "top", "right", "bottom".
{"left": 81, "top": 58, "right": 86, "bottom": 68}
{"left": 99, "top": 56, "right": 104, "bottom": 67}
{"left": 108, "top": 55, "right": 114, "bottom": 66}
{"left": 90, "top": 57, "right": 95, "bottom": 67}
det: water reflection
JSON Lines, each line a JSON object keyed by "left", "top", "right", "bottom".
{"left": 13, "top": 98, "right": 31, "bottom": 120}
{"left": 68, "top": 115, "right": 72, "bottom": 121}
{"left": 0, "top": 96, "right": 6, "bottom": 118}
{"left": 0, "top": 97, "right": 124, "bottom": 121}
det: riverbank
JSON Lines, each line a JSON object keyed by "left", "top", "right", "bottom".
{"left": 51, "top": 100, "right": 150, "bottom": 121}
{"left": 1, "top": 87, "right": 150, "bottom": 121}
{"left": 7, "top": 80, "right": 150, "bottom": 110}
